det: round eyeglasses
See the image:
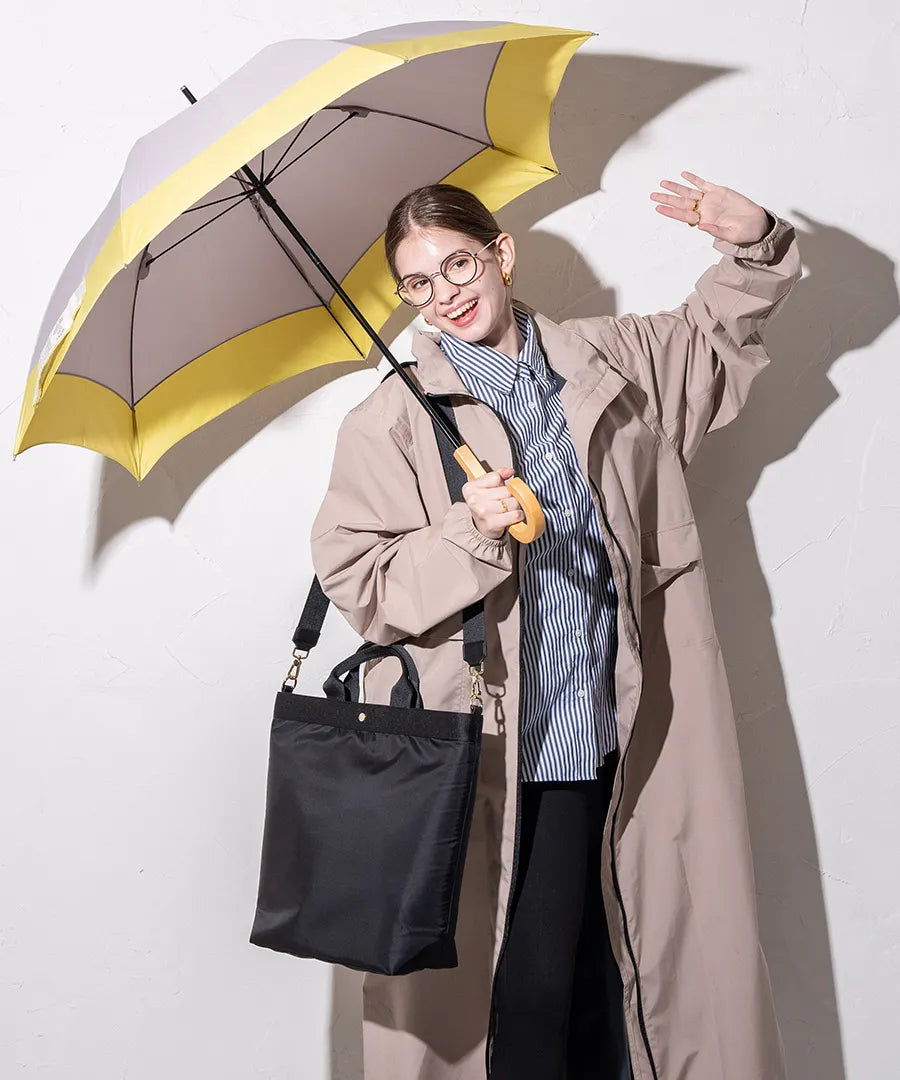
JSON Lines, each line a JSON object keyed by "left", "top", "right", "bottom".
{"left": 395, "top": 237, "right": 500, "bottom": 307}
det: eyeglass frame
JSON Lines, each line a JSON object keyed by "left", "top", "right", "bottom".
{"left": 393, "top": 236, "right": 503, "bottom": 308}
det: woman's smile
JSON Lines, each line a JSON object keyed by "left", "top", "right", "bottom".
{"left": 443, "top": 297, "right": 479, "bottom": 327}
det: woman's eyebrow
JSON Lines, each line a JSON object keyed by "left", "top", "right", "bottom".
{"left": 401, "top": 250, "right": 468, "bottom": 277}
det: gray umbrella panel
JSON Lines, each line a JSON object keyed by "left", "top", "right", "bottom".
{"left": 49, "top": 38, "right": 510, "bottom": 407}
{"left": 28, "top": 21, "right": 509, "bottom": 396}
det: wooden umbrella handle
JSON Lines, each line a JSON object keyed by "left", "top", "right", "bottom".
{"left": 452, "top": 444, "right": 545, "bottom": 544}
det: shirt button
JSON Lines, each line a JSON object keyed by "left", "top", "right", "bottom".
{"left": 529, "top": 402, "right": 539, "bottom": 410}
{"left": 577, "top": 689, "right": 586, "bottom": 698}
{"left": 545, "top": 452, "right": 554, "bottom": 461}
{"left": 567, "top": 568, "right": 576, "bottom": 576}
{"left": 574, "top": 629, "right": 583, "bottom": 637}
{"left": 564, "top": 508, "right": 573, "bottom": 517}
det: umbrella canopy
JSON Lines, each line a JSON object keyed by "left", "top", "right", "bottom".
{"left": 14, "top": 20, "right": 592, "bottom": 481}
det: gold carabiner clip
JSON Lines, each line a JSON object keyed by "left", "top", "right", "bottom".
{"left": 468, "top": 662, "right": 484, "bottom": 708}
{"left": 282, "top": 647, "right": 310, "bottom": 690}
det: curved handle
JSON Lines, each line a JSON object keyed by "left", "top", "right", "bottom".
{"left": 452, "top": 444, "right": 545, "bottom": 544}
{"left": 323, "top": 642, "right": 424, "bottom": 708}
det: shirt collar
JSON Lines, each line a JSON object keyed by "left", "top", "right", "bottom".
{"left": 438, "top": 305, "right": 547, "bottom": 396}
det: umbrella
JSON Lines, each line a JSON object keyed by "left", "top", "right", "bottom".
{"left": 14, "top": 19, "right": 594, "bottom": 542}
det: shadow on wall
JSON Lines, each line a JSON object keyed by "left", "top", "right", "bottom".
{"left": 675, "top": 212, "right": 897, "bottom": 1080}
{"left": 83, "top": 51, "right": 899, "bottom": 1080}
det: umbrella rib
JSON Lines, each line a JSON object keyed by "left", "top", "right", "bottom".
{"left": 323, "top": 104, "right": 492, "bottom": 146}
{"left": 264, "top": 106, "right": 490, "bottom": 188}
{"left": 182, "top": 189, "right": 255, "bottom": 214}
{"left": 271, "top": 244, "right": 365, "bottom": 360}
{"left": 138, "top": 99, "right": 497, "bottom": 377}
{"left": 137, "top": 171, "right": 363, "bottom": 361}
{"left": 128, "top": 250, "right": 144, "bottom": 406}
{"left": 128, "top": 244, "right": 147, "bottom": 467}
{"left": 225, "top": 166, "right": 366, "bottom": 359}
{"left": 264, "top": 113, "right": 356, "bottom": 185}
{"left": 147, "top": 188, "right": 258, "bottom": 265}
{"left": 150, "top": 114, "right": 350, "bottom": 260}
{"left": 152, "top": 105, "right": 497, "bottom": 265}
{"left": 263, "top": 117, "right": 313, "bottom": 184}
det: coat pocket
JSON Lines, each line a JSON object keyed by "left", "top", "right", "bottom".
{"left": 639, "top": 520, "right": 702, "bottom": 597}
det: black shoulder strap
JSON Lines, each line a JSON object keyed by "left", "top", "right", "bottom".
{"left": 295, "top": 398, "right": 486, "bottom": 668}
{"left": 428, "top": 398, "right": 487, "bottom": 669}
{"left": 379, "top": 359, "right": 417, "bottom": 384}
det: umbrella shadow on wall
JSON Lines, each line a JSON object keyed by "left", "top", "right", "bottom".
{"left": 84, "top": 53, "right": 898, "bottom": 1080}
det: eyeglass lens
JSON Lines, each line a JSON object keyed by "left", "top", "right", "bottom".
{"left": 398, "top": 252, "right": 479, "bottom": 306}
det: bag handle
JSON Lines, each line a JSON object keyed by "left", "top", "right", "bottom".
{"left": 283, "top": 399, "right": 486, "bottom": 694}
{"left": 322, "top": 642, "right": 423, "bottom": 708}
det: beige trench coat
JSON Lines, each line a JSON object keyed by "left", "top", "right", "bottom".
{"left": 310, "top": 210, "right": 801, "bottom": 1080}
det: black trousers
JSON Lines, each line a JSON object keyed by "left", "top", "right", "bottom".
{"left": 490, "top": 750, "right": 632, "bottom": 1080}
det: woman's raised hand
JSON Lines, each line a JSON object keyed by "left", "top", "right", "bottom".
{"left": 650, "top": 171, "right": 771, "bottom": 245}
{"left": 463, "top": 466, "right": 524, "bottom": 540}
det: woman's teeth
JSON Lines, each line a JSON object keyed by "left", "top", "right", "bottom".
{"left": 448, "top": 299, "right": 478, "bottom": 320}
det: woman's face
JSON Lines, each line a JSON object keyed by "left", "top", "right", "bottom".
{"left": 394, "top": 226, "right": 516, "bottom": 343}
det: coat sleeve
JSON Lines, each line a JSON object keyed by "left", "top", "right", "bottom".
{"left": 561, "top": 208, "right": 802, "bottom": 466}
{"left": 309, "top": 393, "right": 515, "bottom": 645}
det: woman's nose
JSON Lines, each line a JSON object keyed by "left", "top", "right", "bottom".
{"left": 432, "top": 273, "right": 460, "bottom": 307}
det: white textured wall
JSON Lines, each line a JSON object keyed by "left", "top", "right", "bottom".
{"left": 2, "top": 4, "right": 897, "bottom": 1078}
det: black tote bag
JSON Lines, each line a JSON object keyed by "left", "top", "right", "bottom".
{"left": 250, "top": 401, "right": 489, "bottom": 975}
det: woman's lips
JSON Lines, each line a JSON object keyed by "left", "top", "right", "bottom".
{"left": 446, "top": 299, "right": 478, "bottom": 328}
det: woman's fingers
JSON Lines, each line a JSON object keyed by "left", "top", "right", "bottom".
{"left": 657, "top": 171, "right": 714, "bottom": 197}
{"left": 461, "top": 469, "right": 524, "bottom": 538}
{"left": 650, "top": 191, "right": 700, "bottom": 211}
{"left": 652, "top": 172, "right": 713, "bottom": 225}
{"left": 658, "top": 180, "right": 699, "bottom": 200}
{"left": 468, "top": 469, "right": 513, "bottom": 493}
{"left": 653, "top": 203, "right": 699, "bottom": 225}
{"left": 674, "top": 170, "right": 713, "bottom": 192}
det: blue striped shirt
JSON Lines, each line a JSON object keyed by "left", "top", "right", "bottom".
{"left": 439, "top": 305, "right": 619, "bottom": 781}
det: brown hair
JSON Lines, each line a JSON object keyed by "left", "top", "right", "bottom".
{"left": 384, "top": 184, "right": 503, "bottom": 283}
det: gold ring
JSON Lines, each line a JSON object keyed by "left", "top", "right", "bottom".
{"left": 500, "top": 498, "right": 508, "bottom": 513}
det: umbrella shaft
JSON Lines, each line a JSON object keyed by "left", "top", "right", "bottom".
{"left": 178, "top": 84, "right": 461, "bottom": 453}
{"left": 251, "top": 171, "right": 461, "bottom": 450}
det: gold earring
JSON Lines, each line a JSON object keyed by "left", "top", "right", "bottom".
{"left": 502, "top": 271, "right": 512, "bottom": 287}
{"left": 423, "top": 317, "right": 432, "bottom": 325}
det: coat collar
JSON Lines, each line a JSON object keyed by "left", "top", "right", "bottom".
{"left": 408, "top": 300, "right": 620, "bottom": 406}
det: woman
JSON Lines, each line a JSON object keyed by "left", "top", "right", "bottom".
{"left": 310, "top": 173, "right": 801, "bottom": 1080}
